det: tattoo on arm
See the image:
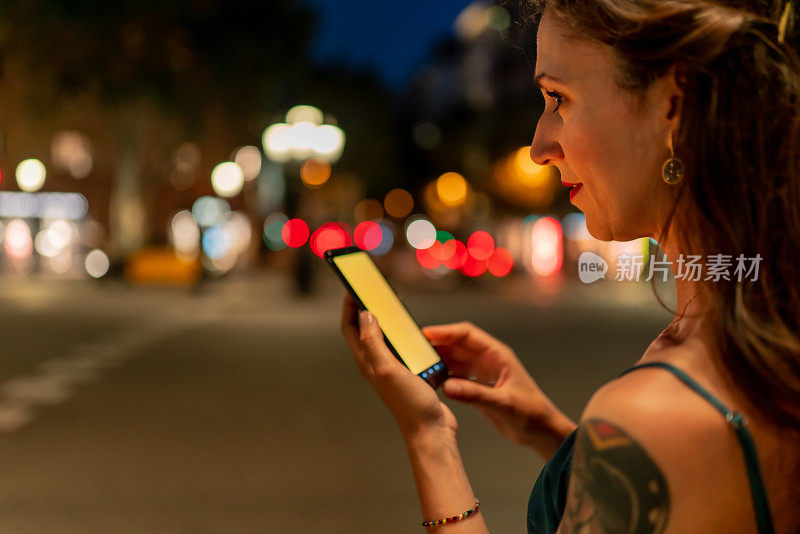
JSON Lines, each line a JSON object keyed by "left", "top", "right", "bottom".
{"left": 559, "top": 418, "right": 670, "bottom": 534}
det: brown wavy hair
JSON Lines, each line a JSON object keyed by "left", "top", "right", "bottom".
{"left": 525, "top": 0, "right": 800, "bottom": 432}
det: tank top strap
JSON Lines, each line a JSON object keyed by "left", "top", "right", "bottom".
{"left": 619, "top": 362, "right": 775, "bottom": 534}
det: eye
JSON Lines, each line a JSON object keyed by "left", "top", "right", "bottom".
{"left": 545, "top": 90, "right": 564, "bottom": 113}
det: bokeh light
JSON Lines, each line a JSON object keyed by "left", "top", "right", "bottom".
{"left": 286, "top": 105, "right": 324, "bottom": 125}
{"left": 486, "top": 6, "right": 511, "bottom": 31}
{"left": 223, "top": 212, "right": 252, "bottom": 256}
{"left": 513, "top": 147, "right": 552, "bottom": 188}
{"left": 192, "top": 196, "right": 230, "bottom": 228}
{"left": 436, "top": 172, "right": 468, "bottom": 207}
{"left": 416, "top": 242, "right": 443, "bottom": 270}
{"left": 85, "top": 249, "right": 110, "bottom": 278}
{"left": 406, "top": 218, "right": 437, "bottom": 249}
{"left": 443, "top": 240, "right": 468, "bottom": 270}
{"left": 211, "top": 162, "right": 244, "bottom": 197}
{"left": 263, "top": 213, "right": 289, "bottom": 251}
{"left": 354, "top": 198, "right": 384, "bottom": 222}
{"left": 282, "top": 218, "right": 310, "bottom": 248}
{"left": 460, "top": 253, "right": 488, "bottom": 277}
{"left": 262, "top": 123, "right": 293, "bottom": 163}
{"left": 234, "top": 146, "right": 262, "bottom": 181}
{"left": 310, "top": 222, "right": 352, "bottom": 258}
{"left": 354, "top": 221, "right": 383, "bottom": 251}
{"left": 16, "top": 159, "right": 46, "bottom": 193}
{"left": 202, "top": 224, "right": 231, "bottom": 260}
{"left": 384, "top": 189, "right": 414, "bottom": 218}
{"left": 467, "top": 230, "right": 495, "bottom": 261}
{"left": 34, "top": 226, "right": 70, "bottom": 258}
{"left": 436, "top": 230, "right": 455, "bottom": 243}
{"left": 51, "top": 131, "right": 93, "bottom": 179}
{"left": 300, "top": 159, "right": 331, "bottom": 187}
{"left": 313, "top": 125, "right": 346, "bottom": 161}
{"left": 488, "top": 247, "right": 513, "bottom": 277}
{"left": 170, "top": 210, "right": 201, "bottom": 259}
{"left": 4, "top": 218, "right": 33, "bottom": 259}
{"left": 531, "top": 216, "right": 563, "bottom": 277}
{"left": 371, "top": 221, "right": 395, "bottom": 256}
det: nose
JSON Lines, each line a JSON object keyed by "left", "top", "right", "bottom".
{"left": 530, "top": 113, "right": 563, "bottom": 167}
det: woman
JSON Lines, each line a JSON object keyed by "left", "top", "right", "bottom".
{"left": 340, "top": 1, "right": 800, "bottom": 532}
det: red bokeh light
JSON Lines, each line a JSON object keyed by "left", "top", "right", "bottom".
{"left": 282, "top": 218, "right": 309, "bottom": 248}
{"left": 488, "top": 247, "right": 513, "bottom": 277}
{"left": 354, "top": 221, "right": 383, "bottom": 251}
{"left": 443, "top": 240, "right": 468, "bottom": 270}
{"left": 310, "top": 222, "right": 352, "bottom": 258}
{"left": 416, "top": 242, "right": 443, "bottom": 270}
{"left": 467, "top": 231, "right": 495, "bottom": 261}
{"left": 531, "top": 216, "right": 563, "bottom": 277}
{"left": 460, "top": 252, "right": 488, "bottom": 277}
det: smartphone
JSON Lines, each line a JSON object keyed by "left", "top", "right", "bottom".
{"left": 325, "top": 246, "right": 450, "bottom": 389}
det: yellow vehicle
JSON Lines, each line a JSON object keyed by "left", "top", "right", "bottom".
{"left": 124, "top": 246, "right": 202, "bottom": 286}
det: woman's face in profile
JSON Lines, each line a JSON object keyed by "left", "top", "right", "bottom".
{"left": 531, "top": 10, "right": 680, "bottom": 243}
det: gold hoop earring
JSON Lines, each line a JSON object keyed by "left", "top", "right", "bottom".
{"left": 662, "top": 131, "right": 684, "bottom": 185}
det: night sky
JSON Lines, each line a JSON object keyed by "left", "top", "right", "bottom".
{"left": 305, "top": 0, "right": 474, "bottom": 88}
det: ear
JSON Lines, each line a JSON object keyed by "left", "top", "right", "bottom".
{"left": 663, "top": 63, "right": 686, "bottom": 125}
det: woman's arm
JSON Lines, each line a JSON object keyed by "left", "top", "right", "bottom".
{"left": 405, "top": 430, "right": 490, "bottom": 533}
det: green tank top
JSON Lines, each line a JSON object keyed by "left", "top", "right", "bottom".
{"left": 526, "top": 361, "right": 775, "bottom": 534}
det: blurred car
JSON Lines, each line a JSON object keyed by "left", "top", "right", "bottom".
{"left": 124, "top": 246, "right": 202, "bottom": 286}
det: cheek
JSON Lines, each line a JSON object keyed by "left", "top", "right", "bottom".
{"left": 561, "top": 106, "right": 661, "bottom": 228}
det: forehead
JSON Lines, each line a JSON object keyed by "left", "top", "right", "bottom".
{"left": 535, "top": 11, "right": 617, "bottom": 88}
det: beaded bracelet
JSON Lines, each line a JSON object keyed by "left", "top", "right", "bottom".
{"left": 421, "top": 499, "right": 481, "bottom": 528}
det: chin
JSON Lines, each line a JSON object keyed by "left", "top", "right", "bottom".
{"left": 584, "top": 214, "right": 644, "bottom": 243}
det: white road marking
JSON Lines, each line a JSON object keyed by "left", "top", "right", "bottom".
{"left": 0, "top": 314, "right": 211, "bottom": 434}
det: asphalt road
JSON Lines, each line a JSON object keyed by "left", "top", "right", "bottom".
{"left": 0, "top": 270, "right": 672, "bottom": 533}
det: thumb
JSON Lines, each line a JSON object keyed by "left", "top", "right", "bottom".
{"left": 359, "top": 311, "right": 394, "bottom": 364}
{"left": 443, "top": 378, "right": 501, "bottom": 406}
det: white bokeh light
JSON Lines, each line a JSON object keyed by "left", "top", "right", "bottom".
{"left": 211, "top": 162, "right": 244, "bottom": 198}
{"left": 16, "top": 159, "right": 47, "bottom": 192}
{"left": 234, "top": 146, "right": 262, "bottom": 181}
{"left": 192, "top": 196, "right": 230, "bottom": 228}
{"left": 85, "top": 249, "right": 110, "bottom": 278}
{"left": 405, "top": 218, "right": 437, "bottom": 249}
{"left": 169, "top": 210, "right": 201, "bottom": 257}
{"left": 286, "top": 105, "right": 324, "bottom": 125}
{"left": 5, "top": 218, "right": 33, "bottom": 259}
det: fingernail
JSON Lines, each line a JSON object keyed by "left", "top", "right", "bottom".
{"left": 359, "top": 311, "right": 373, "bottom": 326}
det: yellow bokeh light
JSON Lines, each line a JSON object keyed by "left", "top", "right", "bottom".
{"left": 384, "top": 188, "right": 414, "bottom": 218}
{"left": 300, "top": 159, "right": 331, "bottom": 187}
{"left": 436, "top": 172, "right": 468, "bottom": 207}
{"left": 513, "top": 147, "right": 552, "bottom": 188}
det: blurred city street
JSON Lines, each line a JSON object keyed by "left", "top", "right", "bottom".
{"left": 0, "top": 273, "right": 672, "bottom": 533}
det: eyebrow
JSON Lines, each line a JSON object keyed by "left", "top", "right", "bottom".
{"left": 534, "top": 72, "right": 567, "bottom": 88}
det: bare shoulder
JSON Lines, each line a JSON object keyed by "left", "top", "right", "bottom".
{"left": 555, "top": 365, "right": 759, "bottom": 533}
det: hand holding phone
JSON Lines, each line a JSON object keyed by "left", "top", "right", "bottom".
{"left": 326, "top": 246, "right": 450, "bottom": 388}
{"left": 340, "top": 292, "right": 459, "bottom": 440}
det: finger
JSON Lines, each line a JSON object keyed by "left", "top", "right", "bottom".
{"left": 358, "top": 311, "right": 404, "bottom": 374}
{"left": 442, "top": 377, "right": 505, "bottom": 407}
{"left": 422, "top": 322, "right": 498, "bottom": 351}
{"left": 341, "top": 296, "right": 368, "bottom": 373}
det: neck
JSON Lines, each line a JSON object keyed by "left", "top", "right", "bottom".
{"left": 658, "top": 234, "right": 708, "bottom": 342}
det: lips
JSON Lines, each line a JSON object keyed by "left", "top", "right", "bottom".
{"left": 568, "top": 183, "right": 583, "bottom": 202}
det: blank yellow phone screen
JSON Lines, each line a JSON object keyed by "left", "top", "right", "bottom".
{"left": 334, "top": 251, "right": 440, "bottom": 374}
